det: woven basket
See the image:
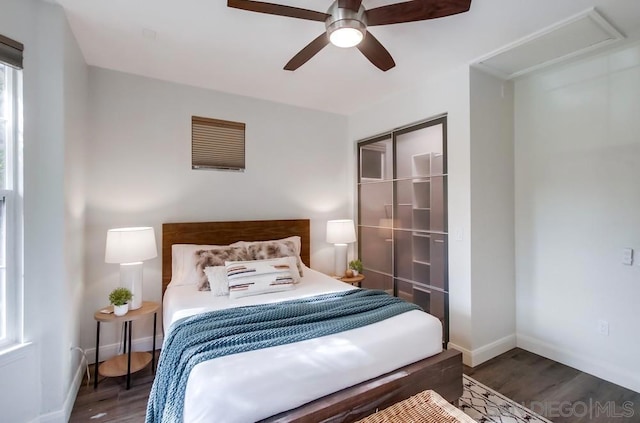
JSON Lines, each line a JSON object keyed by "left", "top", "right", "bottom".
{"left": 355, "top": 390, "right": 476, "bottom": 423}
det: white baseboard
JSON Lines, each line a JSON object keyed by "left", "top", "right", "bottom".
{"left": 37, "top": 406, "right": 64, "bottom": 422}
{"left": 85, "top": 334, "right": 163, "bottom": 364}
{"left": 64, "top": 353, "right": 88, "bottom": 421}
{"left": 36, "top": 350, "right": 88, "bottom": 423}
{"left": 448, "top": 342, "right": 472, "bottom": 366}
{"left": 34, "top": 335, "right": 163, "bottom": 423}
{"left": 470, "top": 334, "right": 517, "bottom": 367}
{"left": 449, "top": 334, "right": 516, "bottom": 367}
{"left": 517, "top": 333, "right": 640, "bottom": 394}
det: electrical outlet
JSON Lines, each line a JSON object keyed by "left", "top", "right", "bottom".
{"left": 597, "top": 320, "right": 609, "bottom": 336}
{"left": 622, "top": 248, "right": 633, "bottom": 266}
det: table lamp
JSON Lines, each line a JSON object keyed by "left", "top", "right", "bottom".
{"left": 105, "top": 227, "right": 157, "bottom": 310}
{"left": 326, "top": 219, "right": 357, "bottom": 277}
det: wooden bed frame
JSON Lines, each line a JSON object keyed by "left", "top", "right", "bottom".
{"left": 162, "top": 219, "right": 463, "bottom": 422}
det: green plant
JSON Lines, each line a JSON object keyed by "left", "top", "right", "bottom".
{"left": 108, "top": 287, "right": 132, "bottom": 306}
{"left": 348, "top": 259, "right": 363, "bottom": 273}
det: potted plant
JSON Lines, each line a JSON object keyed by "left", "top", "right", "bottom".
{"left": 109, "top": 287, "right": 133, "bottom": 316}
{"left": 348, "top": 259, "right": 363, "bottom": 276}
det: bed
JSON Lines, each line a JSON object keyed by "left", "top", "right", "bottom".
{"left": 155, "top": 219, "right": 462, "bottom": 422}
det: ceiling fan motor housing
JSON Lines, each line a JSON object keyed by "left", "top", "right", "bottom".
{"left": 325, "top": 2, "right": 368, "bottom": 47}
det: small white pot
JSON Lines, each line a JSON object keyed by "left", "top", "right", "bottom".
{"left": 113, "top": 304, "right": 129, "bottom": 317}
{"left": 351, "top": 270, "right": 359, "bottom": 276}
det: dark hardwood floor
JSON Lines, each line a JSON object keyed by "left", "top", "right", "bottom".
{"left": 71, "top": 348, "right": 640, "bottom": 422}
{"left": 69, "top": 352, "right": 159, "bottom": 423}
{"left": 464, "top": 348, "right": 640, "bottom": 423}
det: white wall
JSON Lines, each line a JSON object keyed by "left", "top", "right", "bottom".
{"left": 468, "top": 68, "right": 516, "bottom": 365}
{"left": 62, "top": 4, "right": 89, "bottom": 418}
{"left": 0, "top": 0, "right": 88, "bottom": 421}
{"left": 515, "top": 42, "right": 640, "bottom": 393}
{"left": 349, "top": 66, "right": 474, "bottom": 359}
{"left": 82, "top": 68, "right": 350, "bottom": 354}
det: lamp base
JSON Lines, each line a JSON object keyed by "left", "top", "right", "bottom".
{"left": 120, "top": 262, "right": 143, "bottom": 310}
{"left": 334, "top": 244, "right": 348, "bottom": 277}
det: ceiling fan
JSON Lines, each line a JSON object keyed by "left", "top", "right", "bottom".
{"left": 227, "top": 0, "right": 472, "bottom": 71}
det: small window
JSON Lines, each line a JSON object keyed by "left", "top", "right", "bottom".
{"left": 0, "top": 33, "right": 23, "bottom": 349}
{"left": 192, "top": 116, "right": 245, "bottom": 171}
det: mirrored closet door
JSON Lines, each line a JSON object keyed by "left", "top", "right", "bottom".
{"left": 357, "top": 116, "right": 449, "bottom": 343}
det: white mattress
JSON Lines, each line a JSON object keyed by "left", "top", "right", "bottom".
{"left": 162, "top": 269, "right": 443, "bottom": 423}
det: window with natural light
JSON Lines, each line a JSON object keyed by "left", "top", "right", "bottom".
{"left": 0, "top": 38, "right": 23, "bottom": 348}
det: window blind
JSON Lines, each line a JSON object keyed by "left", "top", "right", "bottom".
{"left": 0, "top": 34, "right": 24, "bottom": 69}
{"left": 192, "top": 116, "right": 245, "bottom": 171}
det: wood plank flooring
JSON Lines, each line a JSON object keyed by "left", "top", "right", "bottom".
{"left": 70, "top": 348, "right": 639, "bottom": 422}
{"left": 69, "top": 352, "right": 159, "bottom": 423}
{"left": 464, "top": 348, "right": 640, "bottom": 423}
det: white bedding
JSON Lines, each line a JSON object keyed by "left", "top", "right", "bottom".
{"left": 162, "top": 268, "right": 443, "bottom": 423}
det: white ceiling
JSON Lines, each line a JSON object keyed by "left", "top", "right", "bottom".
{"left": 54, "top": 0, "right": 640, "bottom": 115}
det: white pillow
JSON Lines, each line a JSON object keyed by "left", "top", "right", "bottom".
{"left": 226, "top": 257, "right": 299, "bottom": 299}
{"left": 169, "top": 244, "right": 225, "bottom": 287}
{"left": 203, "top": 266, "right": 229, "bottom": 296}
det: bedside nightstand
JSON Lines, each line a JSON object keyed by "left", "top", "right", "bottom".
{"left": 339, "top": 274, "right": 365, "bottom": 287}
{"left": 93, "top": 301, "right": 160, "bottom": 390}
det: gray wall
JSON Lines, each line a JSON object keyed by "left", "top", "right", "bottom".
{"left": 82, "top": 67, "right": 351, "bottom": 356}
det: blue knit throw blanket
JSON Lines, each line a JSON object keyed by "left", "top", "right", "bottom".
{"left": 145, "top": 289, "right": 420, "bottom": 423}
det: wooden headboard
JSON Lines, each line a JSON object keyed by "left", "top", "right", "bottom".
{"left": 162, "top": 219, "right": 311, "bottom": 295}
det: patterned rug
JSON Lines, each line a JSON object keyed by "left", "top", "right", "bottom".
{"left": 460, "top": 375, "right": 552, "bottom": 423}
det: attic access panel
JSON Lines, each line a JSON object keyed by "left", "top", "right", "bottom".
{"left": 474, "top": 8, "right": 624, "bottom": 79}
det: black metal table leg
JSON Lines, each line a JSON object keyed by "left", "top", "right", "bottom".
{"left": 126, "top": 320, "right": 132, "bottom": 389}
{"left": 122, "top": 322, "right": 127, "bottom": 353}
{"left": 94, "top": 321, "right": 100, "bottom": 389}
{"left": 152, "top": 312, "right": 157, "bottom": 373}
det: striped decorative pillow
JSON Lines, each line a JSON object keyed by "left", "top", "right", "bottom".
{"left": 226, "top": 257, "right": 300, "bottom": 299}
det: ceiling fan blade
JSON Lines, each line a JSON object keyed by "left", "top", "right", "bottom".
{"left": 284, "top": 33, "right": 330, "bottom": 71}
{"left": 366, "top": 0, "right": 471, "bottom": 26}
{"left": 228, "top": 0, "right": 329, "bottom": 22}
{"left": 357, "top": 32, "right": 395, "bottom": 71}
{"left": 338, "top": 0, "right": 363, "bottom": 12}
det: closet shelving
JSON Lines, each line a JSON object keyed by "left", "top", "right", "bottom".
{"left": 357, "top": 117, "right": 449, "bottom": 344}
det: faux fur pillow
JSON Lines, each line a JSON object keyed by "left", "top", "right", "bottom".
{"left": 195, "top": 247, "right": 250, "bottom": 291}
{"left": 238, "top": 237, "right": 304, "bottom": 275}
{"left": 170, "top": 244, "right": 227, "bottom": 287}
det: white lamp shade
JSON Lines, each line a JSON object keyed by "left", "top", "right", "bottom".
{"left": 326, "top": 219, "right": 357, "bottom": 244}
{"left": 105, "top": 227, "right": 158, "bottom": 264}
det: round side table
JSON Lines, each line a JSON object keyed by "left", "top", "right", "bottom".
{"left": 93, "top": 301, "right": 160, "bottom": 389}
{"left": 340, "top": 274, "right": 365, "bottom": 287}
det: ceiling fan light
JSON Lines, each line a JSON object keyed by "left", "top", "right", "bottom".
{"left": 330, "top": 27, "right": 364, "bottom": 48}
